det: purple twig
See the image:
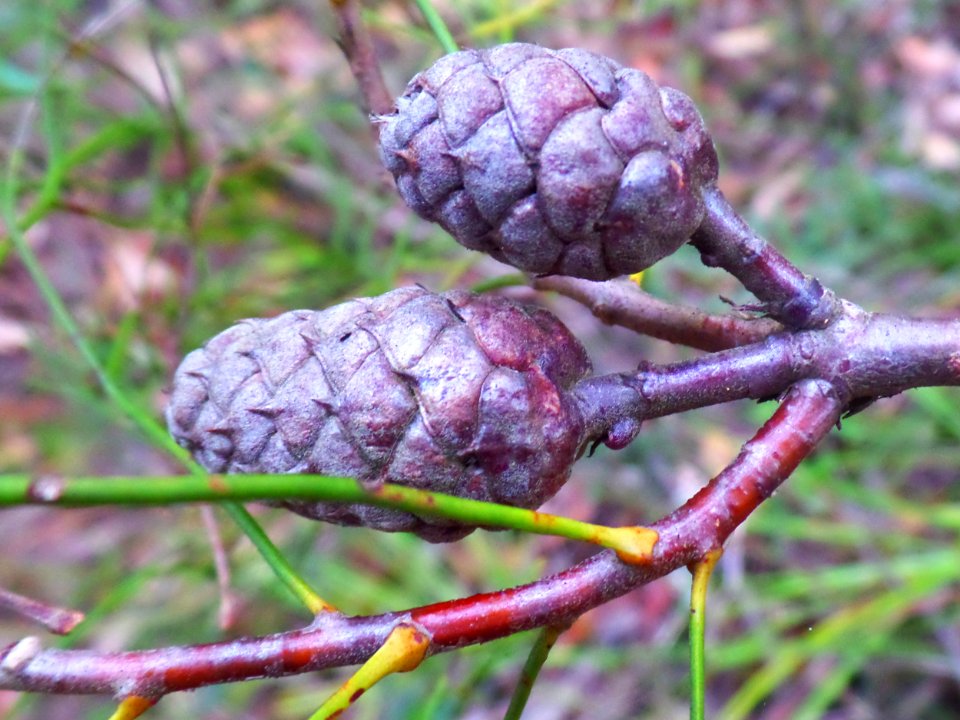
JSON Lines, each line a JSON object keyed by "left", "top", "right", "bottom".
{"left": 534, "top": 275, "right": 782, "bottom": 351}
{"left": 575, "top": 303, "right": 960, "bottom": 447}
{"left": 329, "top": 0, "right": 394, "bottom": 117}
{"left": 0, "top": 588, "right": 84, "bottom": 636}
{"left": 691, "top": 186, "right": 840, "bottom": 329}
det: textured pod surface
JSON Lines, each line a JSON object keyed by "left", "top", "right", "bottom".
{"left": 167, "top": 287, "right": 591, "bottom": 541}
{"left": 378, "top": 43, "right": 719, "bottom": 280}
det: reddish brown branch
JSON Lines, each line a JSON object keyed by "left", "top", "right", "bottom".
{"left": 0, "top": 588, "right": 84, "bottom": 636}
{"left": 0, "top": 380, "right": 841, "bottom": 699}
{"left": 534, "top": 275, "right": 782, "bottom": 351}
{"left": 329, "top": 0, "right": 394, "bottom": 116}
{"left": 200, "top": 506, "right": 240, "bottom": 631}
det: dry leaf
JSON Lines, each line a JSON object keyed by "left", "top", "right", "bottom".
{"left": 0, "top": 317, "right": 29, "bottom": 354}
{"left": 921, "top": 132, "right": 960, "bottom": 170}
{"left": 707, "top": 24, "right": 774, "bottom": 60}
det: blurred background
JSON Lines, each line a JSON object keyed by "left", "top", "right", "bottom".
{"left": 1, "top": 1, "right": 959, "bottom": 718}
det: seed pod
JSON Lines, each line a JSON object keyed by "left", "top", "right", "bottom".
{"left": 166, "top": 287, "right": 591, "bottom": 541}
{"left": 378, "top": 43, "right": 719, "bottom": 281}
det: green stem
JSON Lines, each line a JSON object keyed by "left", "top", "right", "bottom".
{"left": 689, "top": 549, "right": 722, "bottom": 720}
{"left": 470, "top": 273, "right": 528, "bottom": 294}
{"left": 221, "top": 502, "right": 336, "bottom": 614}
{"left": 413, "top": 0, "right": 459, "bottom": 54}
{"left": 503, "top": 625, "right": 567, "bottom": 720}
{"left": 0, "top": 473, "right": 658, "bottom": 561}
{"left": 372, "top": 482, "right": 658, "bottom": 560}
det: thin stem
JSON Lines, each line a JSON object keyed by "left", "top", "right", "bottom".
{"left": 468, "top": 0, "right": 562, "bottom": 40}
{"left": 413, "top": 0, "right": 459, "bottom": 54}
{"left": 372, "top": 483, "right": 658, "bottom": 562}
{"left": 534, "top": 275, "right": 781, "bottom": 351}
{"left": 503, "top": 625, "right": 567, "bottom": 720}
{"left": 0, "top": 588, "right": 84, "bottom": 636}
{"left": 308, "top": 623, "right": 429, "bottom": 720}
{"left": 329, "top": 0, "right": 394, "bottom": 116}
{"left": 224, "top": 509, "right": 325, "bottom": 617}
{"left": 691, "top": 185, "right": 840, "bottom": 329}
{"left": 689, "top": 549, "right": 722, "bottom": 720}
{"left": 200, "top": 506, "right": 241, "bottom": 629}
{"left": 0, "top": 380, "right": 843, "bottom": 698}
{"left": 471, "top": 272, "right": 528, "bottom": 294}
{"left": 222, "top": 502, "right": 336, "bottom": 616}
{"left": 0, "top": 474, "right": 657, "bottom": 563}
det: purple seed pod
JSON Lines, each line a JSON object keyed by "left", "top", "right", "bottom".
{"left": 166, "top": 287, "right": 591, "bottom": 542}
{"left": 378, "top": 43, "right": 719, "bottom": 280}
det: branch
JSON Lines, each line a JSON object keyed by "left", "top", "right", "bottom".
{"left": 0, "top": 474, "right": 657, "bottom": 563}
{"left": 574, "top": 305, "right": 960, "bottom": 446}
{"left": 533, "top": 275, "right": 782, "bottom": 351}
{"left": 691, "top": 185, "right": 841, "bottom": 329}
{"left": 0, "top": 380, "right": 842, "bottom": 699}
{"left": 0, "top": 588, "right": 84, "bottom": 636}
{"left": 329, "top": 0, "right": 394, "bottom": 117}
